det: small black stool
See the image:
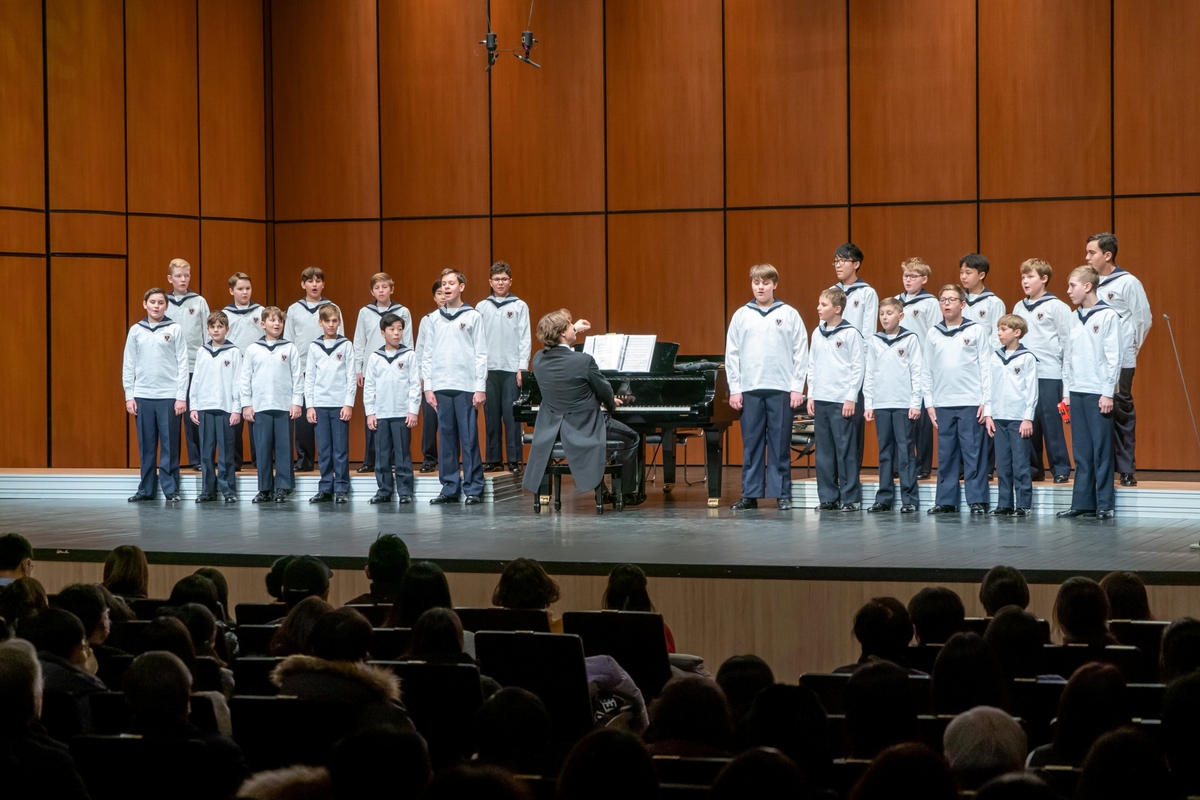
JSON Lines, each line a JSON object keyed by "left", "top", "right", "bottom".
{"left": 534, "top": 441, "right": 625, "bottom": 514}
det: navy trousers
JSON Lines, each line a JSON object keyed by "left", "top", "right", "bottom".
{"left": 934, "top": 406, "right": 988, "bottom": 507}
{"left": 916, "top": 402, "right": 934, "bottom": 475}
{"left": 739, "top": 389, "right": 792, "bottom": 499}
{"left": 294, "top": 398, "right": 316, "bottom": 469}
{"left": 254, "top": 410, "right": 294, "bottom": 493}
{"left": 233, "top": 419, "right": 255, "bottom": 470}
{"left": 853, "top": 390, "right": 866, "bottom": 469}
{"left": 436, "top": 390, "right": 485, "bottom": 497}
{"left": 420, "top": 396, "right": 439, "bottom": 467}
{"left": 199, "top": 410, "right": 238, "bottom": 497}
{"left": 362, "top": 415, "right": 376, "bottom": 468}
{"left": 993, "top": 419, "right": 1033, "bottom": 510}
{"left": 135, "top": 397, "right": 181, "bottom": 498}
{"left": 1030, "top": 378, "right": 1071, "bottom": 479}
{"left": 314, "top": 408, "right": 351, "bottom": 493}
{"left": 1113, "top": 367, "right": 1136, "bottom": 473}
{"left": 875, "top": 409, "right": 919, "bottom": 506}
{"left": 375, "top": 418, "right": 415, "bottom": 498}
{"left": 1070, "top": 392, "right": 1116, "bottom": 512}
{"left": 182, "top": 372, "right": 201, "bottom": 466}
{"left": 814, "top": 400, "right": 861, "bottom": 505}
{"left": 484, "top": 370, "right": 522, "bottom": 464}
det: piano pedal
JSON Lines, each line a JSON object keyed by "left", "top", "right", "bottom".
{"left": 662, "top": 483, "right": 674, "bottom": 494}
{"left": 707, "top": 498, "right": 719, "bottom": 508}
{"left": 539, "top": 494, "right": 551, "bottom": 507}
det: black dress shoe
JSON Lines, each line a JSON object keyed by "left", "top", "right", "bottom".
{"left": 309, "top": 492, "right": 333, "bottom": 504}
{"left": 1054, "top": 475, "right": 1070, "bottom": 484}
{"left": 927, "top": 505, "right": 956, "bottom": 515}
{"left": 127, "top": 493, "right": 154, "bottom": 502}
{"left": 398, "top": 495, "right": 413, "bottom": 504}
{"left": 1012, "top": 508, "right": 1030, "bottom": 517}
{"left": 274, "top": 490, "right": 288, "bottom": 503}
{"left": 731, "top": 497, "right": 758, "bottom": 510}
{"left": 969, "top": 503, "right": 988, "bottom": 515}
{"left": 190, "top": 464, "right": 202, "bottom": 472}
{"left": 867, "top": 503, "right": 892, "bottom": 513}
{"left": 295, "top": 461, "right": 314, "bottom": 472}
{"left": 990, "top": 507, "right": 1014, "bottom": 516}
{"left": 1097, "top": 509, "right": 1116, "bottom": 519}
{"left": 900, "top": 504, "right": 918, "bottom": 514}
{"left": 357, "top": 464, "right": 374, "bottom": 473}
{"left": 813, "top": 501, "right": 840, "bottom": 511}
{"left": 1120, "top": 473, "right": 1137, "bottom": 486}
{"left": 623, "top": 492, "right": 647, "bottom": 507}
{"left": 917, "top": 472, "right": 931, "bottom": 480}
{"left": 252, "top": 490, "right": 272, "bottom": 503}
{"left": 840, "top": 503, "right": 861, "bottom": 512}
{"left": 507, "top": 462, "right": 522, "bottom": 474}
{"left": 419, "top": 463, "right": 437, "bottom": 473}
{"left": 335, "top": 492, "right": 349, "bottom": 503}
{"left": 482, "top": 462, "right": 501, "bottom": 472}
{"left": 165, "top": 493, "right": 183, "bottom": 502}
{"left": 464, "top": 495, "right": 483, "bottom": 505}
{"left": 1056, "top": 508, "right": 1096, "bottom": 518}
{"left": 778, "top": 497, "right": 792, "bottom": 510}
{"left": 430, "top": 494, "right": 460, "bottom": 505}
{"left": 195, "top": 494, "right": 218, "bottom": 503}
{"left": 224, "top": 495, "right": 238, "bottom": 504}
{"left": 369, "top": 493, "right": 392, "bottom": 505}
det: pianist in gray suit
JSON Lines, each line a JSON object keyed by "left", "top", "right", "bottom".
{"left": 522, "top": 309, "right": 640, "bottom": 500}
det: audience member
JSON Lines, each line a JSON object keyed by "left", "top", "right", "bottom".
{"left": 557, "top": 729, "right": 658, "bottom": 800}
{"left": 265, "top": 555, "right": 296, "bottom": 602}
{"left": 835, "top": 596, "right": 913, "bottom": 672}
{"left": 1076, "top": 727, "right": 1173, "bottom": 800}
{"left": 1160, "top": 617, "right": 1200, "bottom": 683}
{"left": 473, "top": 686, "right": 553, "bottom": 775}
{"left": 422, "top": 764, "right": 534, "bottom": 800}
{"left": 271, "top": 596, "right": 333, "bottom": 657}
{"left": 18, "top": 607, "right": 106, "bottom": 739}
{"left": 744, "top": 684, "right": 831, "bottom": 790}
{"left": 193, "top": 567, "right": 233, "bottom": 622}
{"left": 848, "top": 742, "right": 957, "bottom": 800}
{"left": 985, "top": 606, "right": 1050, "bottom": 680}
{"left": 406, "top": 608, "right": 500, "bottom": 697}
{"left": 141, "top": 616, "right": 197, "bottom": 668}
{"left": 54, "top": 583, "right": 114, "bottom": 650}
{"left": 716, "top": 654, "right": 774, "bottom": 745}
{"left": 975, "top": 773, "right": 1059, "bottom": 800}
{"left": 161, "top": 603, "right": 235, "bottom": 696}
{"left": 96, "top": 582, "right": 136, "bottom": 622}
{"left": 644, "top": 677, "right": 732, "bottom": 757}
{"left": 908, "top": 587, "right": 966, "bottom": 645}
{"left": 979, "top": 566, "right": 1031, "bottom": 616}
{"left": 0, "top": 638, "right": 90, "bottom": 800}
{"left": 102, "top": 544, "right": 149, "bottom": 598}
{"left": 328, "top": 726, "right": 430, "bottom": 800}
{"left": 1054, "top": 576, "right": 1116, "bottom": 645}
{"left": 1027, "top": 662, "right": 1129, "bottom": 768}
{"left": 346, "top": 534, "right": 411, "bottom": 606}
{"left": 169, "top": 574, "right": 224, "bottom": 621}
{"left": 236, "top": 766, "right": 330, "bottom": 800}
{"left": 0, "top": 533, "right": 34, "bottom": 587}
{"left": 281, "top": 556, "right": 333, "bottom": 608}
{"left": 932, "top": 632, "right": 1008, "bottom": 714}
{"left": 1162, "top": 670, "right": 1200, "bottom": 794}
{"left": 602, "top": 563, "right": 675, "bottom": 653}
{"left": 711, "top": 747, "right": 812, "bottom": 800}
{"left": 1099, "top": 570, "right": 1153, "bottom": 621}
{"left": 845, "top": 660, "right": 917, "bottom": 759}
{"left": 492, "top": 558, "right": 562, "bottom": 632}
{"left": 943, "top": 705, "right": 1027, "bottom": 789}
{"left": 0, "top": 576, "right": 48, "bottom": 632}
{"left": 387, "top": 560, "right": 454, "bottom": 628}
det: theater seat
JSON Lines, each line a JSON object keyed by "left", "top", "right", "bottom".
{"left": 454, "top": 607, "right": 552, "bottom": 634}
{"left": 652, "top": 755, "right": 732, "bottom": 786}
{"left": 71, "top": 735, "right": 213, "bottom": 800}
{"left": 562, "top": 610, "right": 673, "bottom": 700}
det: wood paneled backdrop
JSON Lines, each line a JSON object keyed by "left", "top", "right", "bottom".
{"left": 2, "top": 0, "right": 1198, "bottom": 471}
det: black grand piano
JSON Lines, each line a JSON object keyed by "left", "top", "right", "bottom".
{"left": 514, "top": 342, "right": 738, "bottom": 507}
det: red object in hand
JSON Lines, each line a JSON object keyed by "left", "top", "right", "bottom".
{"left": 1058, "top": 400, "right": 1070, "bottom": 423}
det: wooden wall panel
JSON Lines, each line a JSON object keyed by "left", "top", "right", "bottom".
{"left": 1114, "top": 0, "right": 1200, "bottom": 195}
{"left": 46, "top": 0, "right": 125, "bottom": 212}
{"left": 849, "top": 0, "right": 975, "bottom": 204}
{"left": 725, "top": 0, "right": 847, "bottom": 208}
{"left": 0, "top": 0, "right": 45, "bottom": 210}
{"left": 271, "top": 0, "right": 379, "bottom": 220}
{"left": 0, "top": 210, "right": 46, "bottom": 255}
{"left": 0, "top": 257, "right": 47, "bottom": 467}
{"left": 608, "top": 212, "right": 725, "bottom": 354}
{"left": 125, "top": 0, "right": 200, "bottom": 216}
{"left": 199, "top": 220, "right": 267, "bottom": 305}
{"left": 199, "top": 0, "right": 267, "bottom": 220}
{"left": 51, "top": 257, "right": 127, "bottom": 467}
{"left": 605, "top": 0, "right": 724, "bottom": 211}
{"left": 850, "top": 204, "right": 979, "bottom": 292}
{"left": 49, "top": 212, "right": 126, "bottom": 255}
{"left": 1114, "top": 197, "right": 1200, "bottom": 471}
{"left": 379, "top": 0, "right": 489, "bottom": 218}
{"left": 490, "top": 0, "right": 604, "bottom": 215}
{"left": 979, "top": 0, "right": 1110, "bottom": 200}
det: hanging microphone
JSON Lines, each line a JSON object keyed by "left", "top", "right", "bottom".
{"left": 516, "top": 29, "right": 540, "bottom": 68}
{"left": 480, "top": 30, "right": 498, "bottom": 71}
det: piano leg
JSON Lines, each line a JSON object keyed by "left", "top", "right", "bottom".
{"left": 705, "top": 429, "right": 723, "bottom": 508}
{"left": 661, "top": 427, "right": 678, "bottom": 494}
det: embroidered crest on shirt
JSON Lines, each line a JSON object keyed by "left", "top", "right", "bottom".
{"left": 397, "top": 362, "right": 405, "bottom": 371}
{"left": 963, "top": 337, "right": 973, "bottom": 346}
{"left": 281, "top": 354, "right": 289, "bottom": 362}
{"left": 978, "top": 310, "right": 987, "bottom": 318}
{"left": 912, "top": 310, "right": 920, "bottom": 317}
{"left": 1107, "top": 291, "right": 1115, "bottom": 301}
{"left": 1037, "top": 312, "right": 1044, "bottom": 321}
{"left": 1013, "top": 366, "right": 1022, "bottom": 376}
{"left": 775, "top": 318, "right": 783, "bottom": 327}
{"left": 163, "top": 333, "right": 172, "bottom": 342}
{"left": 1092, "top": 324, "right": 1100, "bottom": 334}
{"left": 189, "top": 308, "right": 196, "bottom": 315}
{"left": 336, "top": 353, "right": 344, "bottom": 362}
{"left": 853, "top": 299, "right": 860, "bottom": 308}
{"left": 459, "top": 322, "right": 466, "bottom": 331}
{"left": 223, "top": 360, "right": 231, "bottom": 367}
{"left": 506, "top": 311, "right": 514, "bottom": 319}
{"left": 897, "top": 348, "right": 906, "bottom": 358}
{"left": 835, "top": 339, "right": 844, "bottom": 349}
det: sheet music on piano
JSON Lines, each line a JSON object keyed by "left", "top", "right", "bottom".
{"left": 583, "top": 333, "right": 658, "bottom": 371}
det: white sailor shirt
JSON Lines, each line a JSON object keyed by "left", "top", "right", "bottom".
{"left": 834, "top": 280, "right": 879, "bottom": 338}
{"left": 304, "top": 337, "right": 358, "bottom": 409}
{"left": 284, "top": 297, "right": 342, "bottom": 375}
{"left": 166, "top": 292, "right": 211, "bottom": 371}
{"left": 1063, "top": 302, "right": 1122, "bottom": 398}
{"left": 806, "top": 320, "right": 866, "bottom": 403}
{"left": 190, "top": 342, "right": 243, "bottom": 413}
{"left": 1097, "top": 267, "right": 1152, "bottom": 368}
{"left": 1012, "top": 294, "right": 1071, "bottom": 380}
{"left": 363, "top": 346, "right": 422, "bottom": 419}
{"left": 478, "top": 295, "right": 532, "bottom": 373}
{"left": 223, "top": 303, "right": 264, "bottom": 352}
{"left": 864, "top": 330, "right": 923, "bottom": 412}
{"left": 122, "top": 317, "right": 189, "bottom": 401}
{"left": 896, "top": 291, "right": 940, "bottom": 347}
{"left": 725, "top": 301, "right": 808, "bottom": 394}
{"left": 921, "top": 319, "right": 991, "bottom": 408}
{"left": 984, "top": 345, "right": 1039, "bottom": 421}
{"left": 354, "top": 302, "right": 413, "bottom": 373}
{"left": 963, "top": 289, "right": 1007, "bottom": 349}
{"left": 240, "top": 338, "right": 303, "bottom": 412}
{"left": 418, "top": 305, "right": 488, "bottom": 393}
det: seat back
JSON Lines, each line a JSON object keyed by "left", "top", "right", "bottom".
{"left": 230, "top": 695, "right": 358, "bottom": 771}
{"left": 192, "top": 655, "right": 225, "bottom": 693}
{"left": 1109, "top": 620, "right": 1169, "bottom": 681}
{"left": 562, "top": 610, "right": 672, "bottom": 699}
{"left": 89, "top": 691, "right": 220, "bottom": 736}
{"left": 799, "top": 672, "right": 931, "bottom": 715}
{"left": 1127, "top": 682, "right": 1166, "bottom": 721}
{"left": 1008, "top": 678, "right": 1066, "bottom": 748}
{"left": 830, "top": 759, "right": 872, "bottom": 798}
{"left": 234, "top": 602, "right": 286, "bottom": 625}
{"left": 475, "top": 631, "right": 594, "bottom": 745}
{"left": 372, "top": 660, "right": 485, "bottom": 769}
{"left": 370, "top": 627, "right": 413, "bottom": 661}
{"left": 127, "top": 598, "right": 171, "bottom": 621}
{"left": 71, "top": 735, "right": 212, "bottom": 800}
{"left": 652, "top": 756, "right": 732, "bottom": 786}
{"left": 97, "top": 652, "right": 136, "bottom": 690}
{"left": 236, "top": 624, "right": 278, "bottom": 656}
{"left": 232, "top": 657, "right": 283, "bottom": 696}
{"left": 455, "top": 607, "right": 552, "bottom": 633}
{"left": 346, "top": 604, "right": 394, "bottom": 627}
{"left": 106, "top": 620, "right": 151, "bottom": 653}
{"left": 905, "top": 644, "right": 942, "bottom": 674}
{"left": 1039, "top": 643, "right": 1148, "bottom": 682}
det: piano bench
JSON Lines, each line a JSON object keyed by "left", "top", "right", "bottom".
{"left": 534, "top": 444, "right": 626, "bottom": 515}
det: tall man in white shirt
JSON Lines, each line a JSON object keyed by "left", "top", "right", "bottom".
{"left": 223, "top": 272, "right": 263, "bottom": 469}
{"left": 164, "top": 259, "right": 210, "bottom": 471}
{"left": 478, "top": 261, "right": 531, "bottom": 474}
{"left": 831, "top": 244, "right": 877, "bottom": 470}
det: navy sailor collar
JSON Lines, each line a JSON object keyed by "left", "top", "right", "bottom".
{"left": 966, "top": 288, "right": 997, "bottom": 306}
{"left": 224, "top": 303, "right": 262, "bottom": 315}
{"left": 745, "top": 300, "right": 785, "bottom": 317}
{"left": 836, "top": 281, "right": 872, "bottom": 294}
{"left": 167, "top": 292, "right": 200, "bottom": 305}
{"left": 873, "top": 329, "right": 916, "bottom": 347}
{"left": 1022, "top": 294, "right": 1060, "bottom": 311}
{"left": 994, "top": 344, "right": 1037, "bottom": 365}
{"left": 1077, "top": 301, "right": 1114, "bottom": 323}
{"left": 375, "top": 345, "right": 412, "bottom": 364}
{"left": 294, "top": 297, "right": 333, "bottom": 313}
{"left": 254, "top": 337, "right": 291, "bottom": 352}
{"left": 138, "top": 317, "right": 175, "bottom": 332}
{"left": 1098, "top": 266, "right": 1131, "bottom": 286}
{"left": 933, "top": 319, "right": 978, "bottom": 337}
{"left": 314, "top": 336, "right": 351, "bottom": 354}
{"left": 483, "top": 295, "right": 521, "bottom": 307}
{"left": 438, "top": 304, "right": 475, "bottom": 321}
{"left": 364, "top": 301, "right": 404, "bottom": 315}
{"left": 818, "top": 320, "right": 856, "bottom": 338}
{"left": 899, "top": 291, "right": 936, "bottom": 306}
{"left": 202, "top": 341, "right": 238, "bottom": 357}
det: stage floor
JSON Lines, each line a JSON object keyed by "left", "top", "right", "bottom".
{"left": 12, "top": 469, "right": 1200, "bottom": 584}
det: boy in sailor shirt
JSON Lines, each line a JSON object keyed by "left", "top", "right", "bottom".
{"left": 123, "top": 287, "right": 189, "bottom": 502}
{"left": 224, "top": 272, "right": 262, "bottom": 470}
{"left": 305, "top": 305, "right": 357, "bottom": 504}
{"left": 896, "top": 258, "right": 940, "bottom": 479}
{"left": 922, "top": 285, "right": 992, "bottom": 515}
{"left": 240, "top": 307, "right": 303, "bottom": 503}
{"left": 285, "top": 266, "right": 341, "bottom": 473}
{"left": 960, "top": 254, "right": 1007, "bottom": 348}
{"left": 1058, "top": 266, "right": 1123, "bottom": 520}
{"left": 831, "top": 243, "right": 877, "bottom": 469}
{"left": 189, "top": 311, "right": 242, "bottom": 503}
{"left": 353, "top": 272, "right": 412, "bottom": 474}
{"left": 165, "top": 258, "right": 210, "bottom": 471}
{"left": 364, "top": 313, "right": 422, "bottom": 505}
{"left": 416, "top": 279, "right": 446, "bottom": 473}
{"left": 984, "top": 315, "right": 1039, "bottom": 517}
{"left": 420, "top": 269, "right": 489, "bottom": 505}
{"left": 478, "top": 261, "right": 531, "bottom": 475}
{"left": 1012, "top": 258, "right": 1072, "bottom": 483}
{"left": 807, "top": 287, "right": 866, "bottom": 512}
{"left": 725, "top": 263, "right": 808, "bottom": 511}
{"left": 864, "top": 298, "right": 923, "bottom": 514}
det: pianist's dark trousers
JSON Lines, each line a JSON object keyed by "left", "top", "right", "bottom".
{"left": 605, "top": 416, "right": 641, "bottom": 494}
{"left": 740, "top": 389, "right": 792, "bottom": 499}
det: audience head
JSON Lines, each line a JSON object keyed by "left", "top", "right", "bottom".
{"left": 422, "top": 764, "right": 533, "bottom": 800}
{"left": 980, "top": 566, "right": 1030, "bottom": 616}
{"left": 364, "top": 535, "right": 410, "bottom": 601}
{"left": 0, "top": 638, "right": 41, "bottom": 729}
{"left": 160, "top": 603, "right": 219, "bottom": 660}
{"left": 744, "top": 684, "right": 831, "bottom": 789}
{"left": 20, "top": 607, "right": 90, "bottom": 665}
{"left": 102, "top": 545, "right": 149, "bottom": 597}
{"left": 492, "top": 558, "right": 560, "bottom": 610}
{"left": 281, "top": 556, "right": 332, "bottom": 607}
{"left": 0, "top": 533, "right": 33, "bottom": 580}
{"left": 408, "top": 607, "right": 464, "bottom": 661}
{"left": 985, "top": 607, "right": 1047, "bottom": 680}
{"left": 845, "top": 660, "right": 917, "bottom": 758}
{"left": 96, "top": 583, "right": 135, "bottom": 623}
{"left": 908, "top": 587, "right": 965, "bottom": 645}
{"left": 975, "top": 773, "right": 1059, "bottom": 800}
{"left": 168, "top": 574, "right": 223, "bottom": 620}
{"left": 271, "top": 596, "right": 332, "bottom": 657}
{"left": 716, "top": 654, "right": 775, "bottom": 726}
{"left": 1053, "top": 662, "right": 1130, "bottom": 764}
{"left": 391, "top": 561, "right": 452, "bottom": 628}
{"left": 0, "top": 577, "right": 48, "bottom": 631}
{"left": 848, "top": 742, "right": 957, "bottom": 800}
{"left": 141, "top": 616, "right": 197, "bottom": 668}
{"left": 932, "top": 632, "right": 1008, "bottom": 714}
{"left": 943, "top": 706, "right": 1027, "bottom": 789}
{"left": 193, "top": 567, "right": 231, "bottom": 621}
{"left": 645, "top": 677, "right": 733, "bottom": 755}
{"left": 1076, "top": 727, "right": 1171, "bottom": 800}
{"left": 53, "top": 584, "right": 110, "bottom": 645}
{"left": 711, "top": 748, "right": 812, "bottom": 800}
{"left": 123, "top": 651, "right": 191, "bottom": 726}
{"left": 309, "top": 607, "right": 373, "bottom": 663}
{"left": 602, "top": 564, "right": 655, "bottom": 611}
{"left": 328, "top": 726, "right": 430, "bottom": 800}
{"left": 558, "top": 729, "right": 659, "bottom": 800}
{"left": 266, "top": 556, "right": 296, "bottom": 602}
{"left": 1162, "top": 670, "right": 1200, "bottom": 791}
{"left": 851, "top": 596, "right": 913, "bottom": 663}
{"left": 1160, "top": 617, "right": 1200, "bottom": 683}
{"left": 1054, "top": 576, "right": 1112, "bottom": 645}
{"left": 235, "top": 766, "right": 330, "bottom": 800}
{"left": 473, "top": 687, "right": 552, "bottom": 775}
{"left": 1098, "top": 571, "right": 1152, "bottom": 621}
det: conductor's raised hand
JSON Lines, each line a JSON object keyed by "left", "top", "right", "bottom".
{"left": 729, "top": 393, "right": 743, "bottom": 410}
{"left": 572, "top": 319, "right": 591, "bottom": 334}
